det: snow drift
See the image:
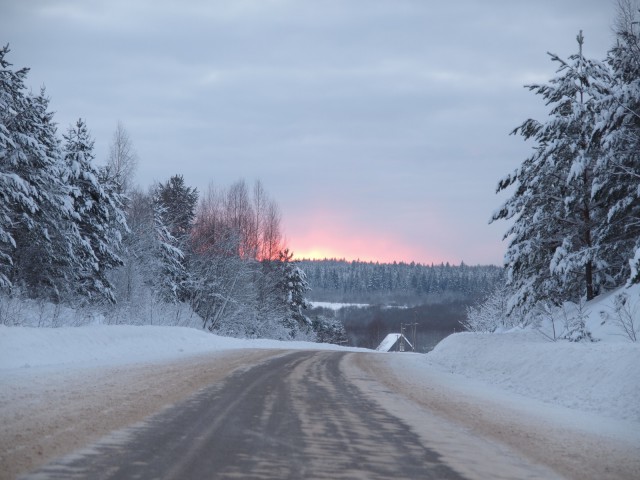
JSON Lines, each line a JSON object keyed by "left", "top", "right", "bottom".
{"left": 0, "top": 325, "right": 367, "bottom": 371}
{"left": 425, "top": 330, "right": 639, "bottom": 422}
{"left": 424, "top": 284, "right": 640, "bottom": 423}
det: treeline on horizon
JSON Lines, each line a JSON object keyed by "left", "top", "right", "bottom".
{"left": 299, "top": 259, "right": 504, "bottom": 306}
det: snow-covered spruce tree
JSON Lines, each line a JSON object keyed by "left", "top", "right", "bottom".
{"left": 545, "top": 34, "right": 613, "bottom": 301}
{"left": 108, "top": 188, "right": 186, "bottom": 322}
{"left": 0, "top": 47, "right": 78, "bottom": 299}
{"left": 0, "top": 44, "right": 32, "bottom": 288}
{"left": 311, "top": 312, "right": 348, "bottom": 344}
{"left": 155, "top": 174, "right": 198, "bottom": 302}
{"left": 63, "top": 119, "right": 126, "bottom": 303}
{"left": 593, "top": 0, "right": 640, "bottom": 285}
{"left": 7, "top": 90, "right": 79, "bottom": 301}
{"left": 276, "top": 249, "right": 312, "bottom": 337}
{"left": 492, "top": 33, "right": 612, "bottom": 320}
{"left": 151, "top": 189, "right": 187, "bottom": 302}
{"left": 155, "top": 174, "right": 198, "bottom": 247}
{"left": 101, "top": 184, "right": 193, "bottom": 325}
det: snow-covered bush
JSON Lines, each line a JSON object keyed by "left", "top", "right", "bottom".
{"left": 560, "top": 297, "right": 595, "bottom": 342}
{"left": 600, "top": 291, "right": 639, "bottom": 342}
{"left": 0, "top": 293, "right": 90, "bottom": 327}
{"left": 462, "top": 285, "right": 518, "bottom": 332}
{"left": 531, "top": 298, "right": 595, "bottom": 342}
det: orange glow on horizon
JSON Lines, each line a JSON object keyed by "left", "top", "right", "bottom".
{"left": 291, "top": 245, "right": 432, "bottom": 264}
{"left": 293, "top": 248, "right": 342, "bottom": 261}
{"left": 285, "top": 212, "right": 445, "bottom": 265}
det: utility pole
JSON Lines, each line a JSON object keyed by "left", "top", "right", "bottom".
{"left": 406, "top": 322, "right": 418, "bottom": 352}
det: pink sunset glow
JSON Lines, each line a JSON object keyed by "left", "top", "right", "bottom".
{"left": 291, "top": 233, "right": 422, "bottom": 263}
{"left": 284, "top": 211, "right": 446, "bottom": 265}
{"left": 282, "top": 202, "right": 508, "bottom": 265}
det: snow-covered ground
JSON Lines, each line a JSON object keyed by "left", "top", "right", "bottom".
{"left": 421, "top": 329, "right": 639, "bottom": 423}
{"left": 1, "top": 284, "right": 638, "bottom": 478}
{"left": 1, "top": 304, "right": 637, "bottom": 424}
{"left": 0, "top": 324, "right": 367, "bottom": 370}
{"left": 413, "top": 283, "right": 640, "bottom": 424}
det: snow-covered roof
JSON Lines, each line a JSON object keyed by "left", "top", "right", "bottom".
{"left": 376, "top": 333, "right": 413, "bottom": 352}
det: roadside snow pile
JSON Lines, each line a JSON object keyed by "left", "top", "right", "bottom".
{"left": 422, "top": 283, "right": 640, "bottom": 421}
{"left": 426, "top": 329, "right": 640, "bottom": 422}
{"left": 0, "top": 325, "right": 368, "bottom": 370}
{"left": 534, "top": 283, "right": 640, "bottom": 343}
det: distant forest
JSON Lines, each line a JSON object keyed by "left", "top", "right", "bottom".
{"left": 299, "top": 259, "right": 505, "bottom": 350}
{"left": 299, "top": 259, "right": 504, "bottom": 306}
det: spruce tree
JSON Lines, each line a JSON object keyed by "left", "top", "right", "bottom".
{"left": 0, "top": 46, "right": 76, "bottom": 298}
{"left": 152, "top": 190, "right": 187, "bottom": 302}
{"left": 63, "top": 119, "right": 126, "bottom": 302}
{"left": 493, "top": 33, "right": 611, "bottom": 312}
{"left": 155, "top": 174, "right": 198, "bottom": 301}
{"left": 593, "top": 1, "right": 640, "bottom": 284}
{"left": 277, "top": 249, "right": 311, "bottom": 336}
{"left": 155, "top": 174, "right": 198, "bottom": 245}
{"left": 9, "top": 90, "right": 78, "bottom": 300}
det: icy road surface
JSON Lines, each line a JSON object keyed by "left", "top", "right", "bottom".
{"left": 6, "top": 350, "right": 638, "bottom": 480}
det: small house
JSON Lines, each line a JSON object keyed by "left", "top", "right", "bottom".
{"left": 376, "top": 333, "right": 413, "bottom": 352}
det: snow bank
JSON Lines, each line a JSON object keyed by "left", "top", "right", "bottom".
{"left": 533, "top": 283, "right": 640, "bottom": 343}
{"left": 0, "top": 325, "right": 369, "bottom": 370}
{"left": 424, "top": 330, "right": 640, "bottom": 422}
{"left": 414, "top": 283, "right": 640, "bottom": 422}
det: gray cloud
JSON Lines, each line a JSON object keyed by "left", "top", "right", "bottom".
{"left": 1, "top": 0, "right": 614, "bottom": 263}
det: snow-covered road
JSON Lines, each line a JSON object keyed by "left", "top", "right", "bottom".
{"left": 1, "top": 325, "right": 638, "bottom": 479}
{"left": 2, "top": 350, "right": 601, "bottom": 480}
{"left": 356, "top": 353, "right": 640, "bottom": 480}
{"left": 0, "top": 349, "right": 284, "bottom": 479}
{"left": 19, "top": 352, "right": 470, "bottom": 479}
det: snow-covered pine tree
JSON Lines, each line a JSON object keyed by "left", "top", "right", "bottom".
{"left": 152, "top": 189, "right": 187, "bottom": 302}
{"left": 593, "top": 0, "right": 640, "bottom": 285}
{"left": 8, "top": 90, "right": 79, "bottom": 300}
{"left": 155, "top": 175, "right": 199, "bottom": 302}
{"left": 0, "top": 47, "right": 78, "bottom": 298}
{"left": 110, "top": 188, "right": 186, "bottom": 307}
{"left": 63, "top": 119, "right": 126, "bottom": 303}
{"left": 311, "top": 313, "right": 348, "bottom": 344}
{"left": 277, "top": 249, "right": 312, "bottom": 336}
{"left": 154, "top": 174, "right": 198, "bottom": 246}
{"left": 0, "top": 45, "right": 31, "bottom": 288}
{"left": 493, "top": 32, "right": 611, "bottom": 316}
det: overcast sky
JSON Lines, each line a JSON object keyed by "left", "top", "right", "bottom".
{"left": 1, "top": 0, "right": 615, "bottom": 265}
